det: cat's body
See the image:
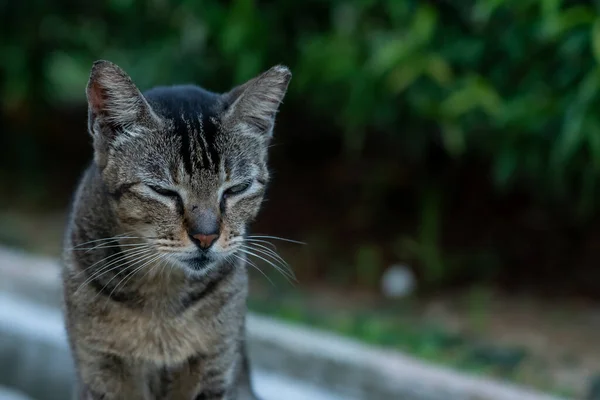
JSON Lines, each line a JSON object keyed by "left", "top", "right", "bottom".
{"left": 62, "top": 61, "right": 290, "bottom": 399}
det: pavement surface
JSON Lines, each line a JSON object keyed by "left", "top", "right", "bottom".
{"left": 0, "top": 293, "right": 349, "bottom": 400}
{"left": 0, "top": 387, "right": 32, "bottom": 400}
{"left": 0, "top": 247, "right": 570, "bottom": 400}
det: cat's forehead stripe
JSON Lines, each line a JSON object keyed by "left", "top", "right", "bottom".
{"left": 201, "top": 113, "right": 220, "bottom": 172}
{"left": 170, "top": 111, "right": 222, "bottom": 176}
{"left": 197, "top": 116, "right": 213, "bottom": 167}
{"left": 175, "top": 114, "right": 195, "bottom": 175}
{"left": 145, "top": 85, "right": 222, "bottom": 175}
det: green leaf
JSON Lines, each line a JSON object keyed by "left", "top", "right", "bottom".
{"left": 46, "top": 52, "right": 90, "bottom": 102}
{"left": 109, "top": 0, "right": 134, "bottom": 11}
{"left": 541, "top": 6, "right": 595, "bottom": 39}
{"left": 441, "top": 123, "right": 465, "bottom": 157}
{"left": 440, "top": 77, "right": 502, "bottom": 118}
{"left": 411, "top": 4, "right": 437, "bottom": 44}
{"left": 591, "top": 18, "right": 600, "bottom": 64}
{"left": 424, "top": 53, "right": 453, "bottom": 86}
{"left": 552, "top": 69, "right": 600, "bottom": 168}
{"left": 368, "top": 5, "right": 437, "bottom": 75}
{"left": 541, "top": 0, "right": 562, "bottom": 17}
{"left": 471, "top": 0, "right": 506, "bottom": 25}
{"left": 368, "top": 35, "right": 415, "bottom": 75}
{"left": 586, "top": 118, "right": 600, "bottom": 172}
{"left": 387, "top": 60, "right": 423, "bottom": 93}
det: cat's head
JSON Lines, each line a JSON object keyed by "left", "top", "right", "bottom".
{"left": 86, "top": 60, "right": 290, "bottom": 274}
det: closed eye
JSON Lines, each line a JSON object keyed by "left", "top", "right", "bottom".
{"left": 149, "top": 185, "right": 180, "bottom": 198}
{"left": 223, "top": 181, "right": 252, "bottom": 197}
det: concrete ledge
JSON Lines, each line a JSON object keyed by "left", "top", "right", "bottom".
{"left": 0, "top": 246, "right": 569, "bottom": 400}
{"left": 0, "top": 294, "right": 74, "bottom": 400}
{"left": 248, "top": 315, "right": 567, "bottom": 400}
{"left": 0, "top": 247, "right": 62, "bottom": 307}
{"left": 0, "top": 387, "right": 33, "bottom": 400}
{"left": 0, "top": 293, "right": 347, "bottom": 400}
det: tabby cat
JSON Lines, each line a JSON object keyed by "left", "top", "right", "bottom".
{"left": 62, "top": 60, "right": 291, "bottom": 400}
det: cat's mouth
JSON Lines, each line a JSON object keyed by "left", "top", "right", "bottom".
{"left": 183, "top": 253, "right": 214, "bottom": 270}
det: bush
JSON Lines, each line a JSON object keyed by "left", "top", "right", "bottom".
{"left": 3, "top": 1, "right": 600, "bottom": 290}
{"left": 3, "top": 0, "right": 600, "bottom": 211}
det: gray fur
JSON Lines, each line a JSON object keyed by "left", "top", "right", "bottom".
{"left": 62, "top": 60, "right": 290, "bottom": 400}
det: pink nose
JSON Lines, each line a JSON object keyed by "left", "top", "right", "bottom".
{"left": 192, "top": 233, "right": 219, "bottom": 249}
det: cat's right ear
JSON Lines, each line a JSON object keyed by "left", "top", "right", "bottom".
{"left": 86, "top": 60, "right": 161, "bottom": 168}
{"left": 222, "top": 65, "right": 291, "bottom": 139}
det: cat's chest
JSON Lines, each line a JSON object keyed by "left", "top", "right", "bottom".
{"left": 84, "top": 305, "right": 222, "bottom": 366}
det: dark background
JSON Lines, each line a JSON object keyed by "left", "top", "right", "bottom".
{"left": 2, "top": 1, "right": 600, "bottom": 397}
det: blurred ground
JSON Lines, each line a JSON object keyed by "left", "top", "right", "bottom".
{"left": 1, "top": 208, "right": 596, "bottom": 398}
{"left": 0, "top": 287, "right": 352, "bottom": 400}
{"left": 0, "top": 387, "right": 31, "bottom": 400}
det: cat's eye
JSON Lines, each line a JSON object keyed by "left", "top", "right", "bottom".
{"left": 223, "top": 181, "right": 251, "bottom": 197}
{"left": 149, "top": 185, "right": 180, "bottom": 198}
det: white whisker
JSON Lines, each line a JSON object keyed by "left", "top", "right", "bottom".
{"left": 240, "top": 244, "right": 294, "bottom": 279}
{"left": 237, "top": 248, "right": 296, "bottom": 284}
{"left": 74, "top": 249, "right": 156, "bottom": 296}
{"left": 70, "top": 233, "right": 141, "bottom": 248}
{"left": 243, "top": 242, "right": 290, "bottom": 270}
{"left": 74, "top": 243, "right": 153, "bottom": 252}
{"left": 72, "top": 245, "right": 154, "bottom": 279}
{"left": 111, "top": 252, "right": 167, "bottom": 301}
{"left": 99, "top": 252, "right": 164, "bottom": 306}
{"left": 232, "top": 253, "right": 274, "bottom": 286}
{"left": 243, "top": 238, "right": 278, "bottom": 250}
{"left": 246, "top": 235, "right": 305, "bottom": 245}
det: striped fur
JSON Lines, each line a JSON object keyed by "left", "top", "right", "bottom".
{"left": 62, "top": 61, "right": 290, "bottom": 400}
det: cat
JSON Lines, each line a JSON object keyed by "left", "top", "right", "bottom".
{"left": 61, "top": 60, "right": 290, "bottom": 400}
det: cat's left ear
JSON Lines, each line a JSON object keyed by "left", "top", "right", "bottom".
{"left": 222, "top": 65, "right": 291, "bottom": 138}
{"left": 86, "top": 60, "right": 162, "bottom": 168}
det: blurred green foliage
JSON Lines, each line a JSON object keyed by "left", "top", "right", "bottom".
{"left": 248, "top": 288, "right": 575, "bottom": 396}
{"left": 3, "top": 0, "right": 600, "bottom": 288}
{"left": 3, "top": 0, "right": 600, "bottom": 209}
